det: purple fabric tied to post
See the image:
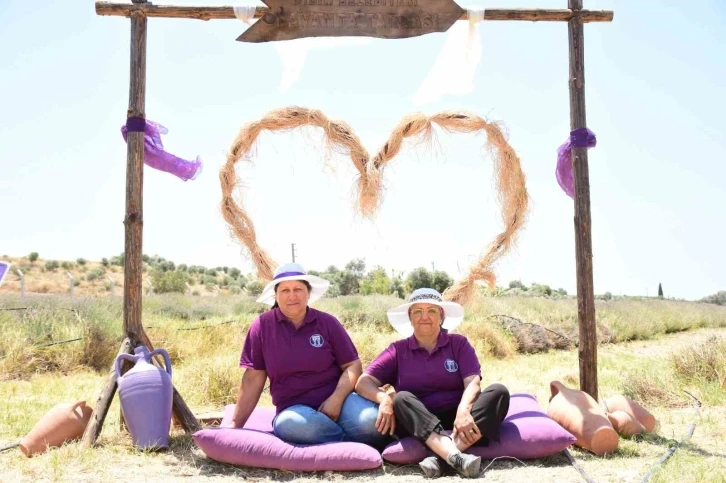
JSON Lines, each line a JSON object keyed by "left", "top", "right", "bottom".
{"left": 121, "top": 119, "right": 202, "bottom": 181}
{"left": 556, "top": 127, "right": 596, "bottom": 198}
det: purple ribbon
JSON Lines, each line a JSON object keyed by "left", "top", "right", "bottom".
{"left": 126, "top": 117, "right": 147, "bottom": 133}
{"left": 273, "top": 271, "right": 306, "bottom": 280}
{"left": 556, "top": 128, "right": 597, "bottom": 198}
{"left": 121, "top": 119, "right": 203, "bottom": 182}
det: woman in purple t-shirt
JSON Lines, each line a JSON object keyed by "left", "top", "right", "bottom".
{"left": 225, "top": 263, "right": 387, "bottom": 447}
{"left": 356, "top": 288, "right": 510, "bottom": 478}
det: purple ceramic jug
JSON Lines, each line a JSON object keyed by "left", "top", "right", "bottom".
{"left": 115, "top": 346, "right": 173, "bottom": 449}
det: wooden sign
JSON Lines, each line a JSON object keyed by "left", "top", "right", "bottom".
{"left": 238, "top": 0, "right": 465, "bottom": 43}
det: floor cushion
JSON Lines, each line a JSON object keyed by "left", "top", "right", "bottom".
{"left": 382, "top": 393, "right": 576, "bottom": 464}
{"left": 193, "top": 405, "right": 382, "bottom": 472}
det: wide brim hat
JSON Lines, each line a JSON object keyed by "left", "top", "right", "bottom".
{"left": 387, "top": 288, "right": 465, "bottom": 337}
{"left": 256, "top": 262, "right": 330, "bottom": 306}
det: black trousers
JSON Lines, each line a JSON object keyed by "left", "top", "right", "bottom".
{"left": 392, "top": 384, "right": 510, "bottom": 446}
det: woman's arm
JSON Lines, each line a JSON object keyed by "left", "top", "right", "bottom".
{"left": 228, "top": 368, "right": 267, "bottom": 428}
{"left": 458, "top": 374, "right": 482, "bottom": 413}
{"left": 356, "top": 374, "right": 396, "bottom": 435}
{"left": 318, "top": 359, "right": 362, "bottom": 421}
{"left": 452, "top": 374, "right": 482, "bottom": 445}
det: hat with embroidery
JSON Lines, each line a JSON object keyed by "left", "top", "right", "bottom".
{"left": 387, "top": 287, "right": 465, "bottom": 337}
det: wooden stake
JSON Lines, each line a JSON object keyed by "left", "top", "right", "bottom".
{"left": 139, "top": 330, "right": 202, "bottom": 433}
{"left": 82, "top": 338, "right": 134, "bottom": 446}
{"left": 567, "top": 0, "right": 598, "bottom": 401}
{"left": 95, "top": 2, "right": 613, "bottom": 23}
{"left": 123, "top": 0, "right": 147, "bottom": 347}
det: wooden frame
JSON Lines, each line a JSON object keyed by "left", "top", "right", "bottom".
{"left": 86, "top": 0, "right": 612, "bottom": 445}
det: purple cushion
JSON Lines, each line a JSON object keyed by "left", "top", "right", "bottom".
{"left": 382, "top": 393, "right": 576, "bottom": 464}
{"left": 193, "top": 405, "right": 382, "bottom": 472}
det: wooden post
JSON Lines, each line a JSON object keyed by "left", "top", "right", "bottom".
{"left": 117, "top": 0, "right": 201, "bottom": 436}
{"left": 568, "top": 0, "right": 597, "bottom": 401}
{"left": 16, "top": 269, "right": 25, "bottom": 299}
{"left": 123, "top": 0, "right": 147, "bottom": 346}
{"left": 82, "top": 338, "right": 134, "bottom": 446}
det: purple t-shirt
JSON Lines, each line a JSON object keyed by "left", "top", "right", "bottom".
{"left": 240, "top": 307, "right": 359, "bottom": 413}
{"left": 365, "top": 331, "right": 481, "bottom": 413}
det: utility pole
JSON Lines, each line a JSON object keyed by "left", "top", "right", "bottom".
{"left": 291, "top": 243, "right": 297, "bottom": 263}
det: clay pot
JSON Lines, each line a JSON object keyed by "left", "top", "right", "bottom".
{"left": 607, "top": 410, "right": 645, "bottom": 437}
{"left": 547, "top": 381, "right": 618, "bottom": 455}
{"left": 20, "top": 401, "right": 93, "bottom": 457}
{"left": 604, "top": 395, "right": 656, "bottom": 432}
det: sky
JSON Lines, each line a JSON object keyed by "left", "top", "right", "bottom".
{"left": 1, "top": 0, "right": 724, "bottom": 301}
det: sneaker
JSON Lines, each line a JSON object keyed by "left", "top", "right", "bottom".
{"left": 419, "top": 456, "right": 443, "bottom": 478}
{"left": 446, "top": 451, "right": 481, "bottom": 478}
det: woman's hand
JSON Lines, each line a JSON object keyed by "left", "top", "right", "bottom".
{"left": 376, "top": 396, "right": 396, "bottom": 435}
{"left": 318, "top": 393, "right": 345, "bottom": 421}
{"left": 452, "top": 408, "right": 481, "bottom": 445}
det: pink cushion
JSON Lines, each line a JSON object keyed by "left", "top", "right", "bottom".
{"left": 193, "top": 406, "right": 382, "bottom": 472}
{"left": 382, "top": 393, "right": 576, "bottom": 464}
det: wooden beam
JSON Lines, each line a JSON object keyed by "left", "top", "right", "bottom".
{"left": 567, "top": 0, "right": 598, "bottom": 401}
{"left": 123, "top": 0, "right": 147, "bottom": 345}
{"left": 95, "top": 2, "right": 614, "bottom": 23}
{"left": 81, "top": 338, "right": 134, "bottom": 446}
{"left": 139, "top": 330, "right": 202, "bottom": 433}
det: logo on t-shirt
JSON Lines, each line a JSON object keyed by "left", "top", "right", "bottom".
{"left": 444, "top": 359, "right": 459, "bottom": 372}
{"left": 309, "top": 334, "right": 324, "bottom": 348}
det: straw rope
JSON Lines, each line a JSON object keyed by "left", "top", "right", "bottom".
{"left": 220, "top": 107, "right": 529, "bottom": 301}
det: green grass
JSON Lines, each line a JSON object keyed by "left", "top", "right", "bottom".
{"left": 3, "top": 291, "right": 726, "bottom": 379}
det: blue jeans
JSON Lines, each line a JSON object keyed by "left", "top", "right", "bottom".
{"left": 273, "top": 393, "right": 389, "bottom": 447}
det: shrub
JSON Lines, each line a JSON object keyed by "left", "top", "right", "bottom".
{"left": 246, "top": 280, "right": 264, "bottom": 296}
{"left": 28, "top": 252, "right": 39, "bottom": 263}
{"left": 670, "top": 336, "right": 726, "bottom": 387}
{"left": 45, "top": 260, "right": 59, "bottom": 271}
{"left": 530, "top": 283, "right": 553, "bottom": 297}
{"left": 76, "top": 258, "right": 87, "bottom": 266}
{"left": 86, "top": 268, "right": 105, "bottom": 282}
{"left": 229, "top": 268, "right": 241, "bottom": 279}
{"left": 61, "top": 261, "right": 74, "bottom": 270}
{"left": 101, "top": 258, "right": 109, "bottom": 267}
{"left": 205, "top": 268, "right": 218, "bottom": 277}
{"left": 150, "top": 269, "right": 187, "bottom": 294}
{"left": 509, "top": 280, "right": 527, "bottom": 290}
{"left": 700, "top": 291, "right": 726, "bottom": 306}
{"left": 228, "top": 283, "right": 242, "bottom": 295}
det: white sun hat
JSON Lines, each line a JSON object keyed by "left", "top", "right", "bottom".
{"left": 256, "top": 262, "right": 330, "bottom": 306}
{"left": 387, "top": 288, "right": 465, "bottom": 337}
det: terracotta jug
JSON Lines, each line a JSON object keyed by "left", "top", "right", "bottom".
{"left": 604, "top": 395, "right": 656, "bottom": 432}
{"left": 19, "top": 401, "right": 93, "bottom": 457}
{"left": 547, "top": 381, "right": 618, "bottom": 455}
{"left": 607, "top": 410, "right": 645, "bottom": 437}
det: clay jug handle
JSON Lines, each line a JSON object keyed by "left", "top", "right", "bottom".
{"left": 149, "top": 349, "right": 172, "bottom": 378}
{"left": 72, "top": 401, "right": 87, "bottom": 410}
{"left": 549, "top": 380, "right": 565, "bottom": 401}
{"left": 115, "top": 353, "right": 138, "bottom": 379}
